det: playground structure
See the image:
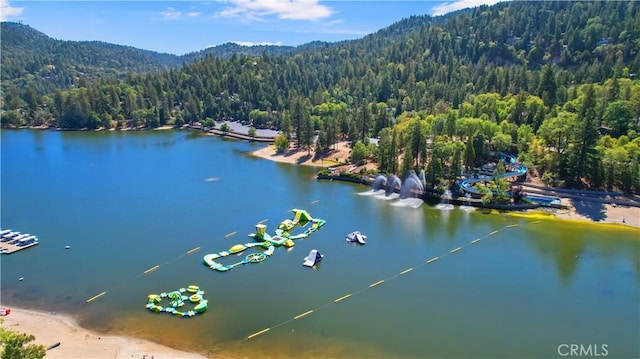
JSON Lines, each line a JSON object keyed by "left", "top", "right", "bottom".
{"left": 145, "top": 285, "right": 208, "bottom": 317}
{"left": 203, "top": 209, "right": 326, "bottom": 272}
{"left": 366, "top": 152, "right": 559, "bottom": 206}
{"left": 458, "top": 152, "right": 527, "bottom": 197}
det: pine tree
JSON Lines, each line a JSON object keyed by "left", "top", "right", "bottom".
{"left": 570, "top": 84, "right": 600, "bottom": 185}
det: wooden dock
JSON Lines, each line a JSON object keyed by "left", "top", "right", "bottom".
{"left": 1, "top": 241, "right": 39, "bottom": 254}
{"left": 0, "top": 230, "right": 39, "bottom": 254}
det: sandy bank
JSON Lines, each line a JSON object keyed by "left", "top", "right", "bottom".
{"left": 251, "top": 143, "right": 352, "bottom": 167}
{"left": 553, "top": 201, "right": 639, "bottom": 229}
{"left": 0, "top": 308, "right": 206, "bottom": 359}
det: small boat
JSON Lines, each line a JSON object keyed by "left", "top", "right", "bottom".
{"left": 303, "top": 249, "right": 323, "bottom": 267}
{"left": 0, "top": 307, "right": 10, "bottom": 316}
{"left": 46, "top": 342, "right": 60, "bottom": 351}
{"left": 346, "top": 231, "right": 367, "bottom": 245}
{"left": 12, "top": 234, "right": 29, "bottom": 241}
{"left": 2, "top": 232, "right": 20, "bottom": 240}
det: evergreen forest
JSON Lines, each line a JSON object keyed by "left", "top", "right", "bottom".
{"left": 2, "top": 1, "right": 639, "bottom": 194}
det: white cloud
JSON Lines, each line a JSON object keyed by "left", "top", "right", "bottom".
{"left": 217, "top": 0, "right": 334, "bottom": 21}
{"left": 187, "top": 11, "right": 201, "bottom": 17}
{"left": 431, "top": 0, "right": 504, "bottom": 16}
{"left": 0, "top": 0, "right": 24, "bottom": 21}
{"left": 160, "top": 8, "right": 182, "bottom": 20}
{"left": 231, "top": 40, "right": 283, "bottom": 46}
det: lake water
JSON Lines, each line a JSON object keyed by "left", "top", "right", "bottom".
{"left": 1, "top": 129, "right": 638, "bottom": 359}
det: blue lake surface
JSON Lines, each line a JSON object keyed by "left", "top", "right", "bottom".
{"left": 1, "top": 129, "right": 638, "bottom": 358}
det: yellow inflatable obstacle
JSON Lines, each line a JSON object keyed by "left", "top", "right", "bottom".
{"left": 203, "top": 242, "right": 275, "bottom": 272}
{"left": 203, "top": 209, "right": 326, "bottom": 273}
{"left": 145, "top": 285, "right": 208, "bottom": 317}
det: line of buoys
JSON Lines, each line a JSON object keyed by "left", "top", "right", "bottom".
{"left": 247, "top": 328, "right": 270, "bottom": 339}
{"left": 294, "top": 310, "right": 314, "bottom": 320}
{"left": 334, "top": 294, "right": 352, "bottom": 303}
{"left": 400, "top": 268, "right": 414, "bottom": 275}
{"left": 143, "top": 265, "right": 160, "bottom": 274}
{"left": 86, "top": 291, "right": 107, "bottom": 303}
{"left": 84, "top": 202, "right": 322, "bottom": 305}
{"left": 243, "top": 220, "right": 539, "bottom": 342}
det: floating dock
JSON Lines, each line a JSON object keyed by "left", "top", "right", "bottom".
{"left": 0, "top": 229, "right": 39, "bottom": 254}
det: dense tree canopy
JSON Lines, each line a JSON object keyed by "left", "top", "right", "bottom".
{"left": 0, "top": 319, "right": 46, "bottom": 359}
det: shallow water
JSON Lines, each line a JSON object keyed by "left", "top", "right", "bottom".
{"left": 1, "top": 129, "right": 638, "bottom": 358}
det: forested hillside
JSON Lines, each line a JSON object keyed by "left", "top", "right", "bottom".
{"left": 180, "top": 42, "right": 305, "bottom": 64}
{"left": 0, "top": 22, "right": 306, "bottom": 96}
{"left": 0, "top": 22, "right": 183, "bottom": 95}
{"left": 2, "top": 1, "right": 639, "bottom": 194}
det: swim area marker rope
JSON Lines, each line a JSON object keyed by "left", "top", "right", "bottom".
{"left": 84, "top": 200, "right": 542, "bottom": 356}
{"left": 241, "top": 220, "right": 541, "bottom": 342}
{"left": 85, "top": 202, "right": 320, "bottom": 304}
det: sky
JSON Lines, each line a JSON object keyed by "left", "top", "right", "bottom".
{"left": 1, "top": 0, "right": 503, "bottom": 55}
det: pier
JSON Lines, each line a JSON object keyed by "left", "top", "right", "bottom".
{"left": 0, "top": 229, "right": 39, "bottom": 254}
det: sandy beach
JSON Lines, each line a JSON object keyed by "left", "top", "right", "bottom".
{"left": 553, "top": 200, "right": 640, "bottom": 229}
{"left": 0, "top": 308, "right": 207, "bottom": 359}
{"left": 251, "top": 142, "right": 353, "bottom": 168}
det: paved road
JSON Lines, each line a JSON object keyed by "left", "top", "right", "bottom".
{"left": 520, "top": 183, "right": 640, "bottom": 208}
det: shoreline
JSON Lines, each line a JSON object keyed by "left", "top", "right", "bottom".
{"left": 251, "top": 144, "right": 639, "bottom": 230}
{"left": 552, "top": 201, "right": 639, "bottom": 229}
{"left": 0, "top": 308, "right": 207, "bottom": 359}
{"left": 250, "top": 143, "right": 345, "bottom": 168}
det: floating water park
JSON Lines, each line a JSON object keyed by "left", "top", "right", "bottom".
{"left": 203, "top": 209, "right": 326, "bottom": 272}
{"left": 145, "top": 285, "right": 208, "bottom": 317}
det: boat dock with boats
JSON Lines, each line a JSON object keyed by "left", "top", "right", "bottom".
{"left": 0, "top": 229, "right": 39, "bottom": 254}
